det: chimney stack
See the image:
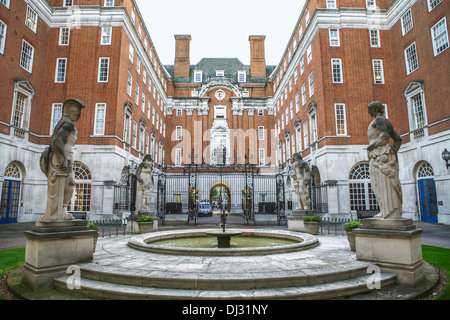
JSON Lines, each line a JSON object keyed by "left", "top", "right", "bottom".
{"left": 174, "top": 34, "right": 191, "bottom": 78}
{"left": 249, "top": 35, "right": 267, "bottom": 78}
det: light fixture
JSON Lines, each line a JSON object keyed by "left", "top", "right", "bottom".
{"left": 442, "top": 149, "right": 450, "bottom": 169}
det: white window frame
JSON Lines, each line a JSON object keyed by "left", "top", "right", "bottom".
{"left": 0, "top": 0, "right": 10, "bottom": 9}
{"left": 55, "top": 58, "right": 67, "bottom": 83}
{"left": 326, "top": 0, "right": 337, "bottom": 9}
{"left": 404, "top": 42, "right": 419, "bottom": 75}
{"left": 25, "top": 6, "right": 38, "bottom": 33}
{"left": 366, "top": 0, "right": 376, "bottom": 10}
{"left": 0, "top": 20, "right": 6, "bottom": 55}
{"left": 20, "top": 40, "right": 34, "bottom": 73}
{"left": 431, "top": 17, "right": 449, "bottom": 57}
{"left": 329, "top": 28, "right": 340, "bottom": 47}
{"left": 369, "top": 29, "right": 380, "bottom": 47}
{"left": 334, "top": 103, "right": 347, "bottom": 135}
{"left": 101, "top": 27, "right": 112, "bottom": 45}
{"left": 258, "top": 126, "right": 264, "bottom": 141}
{"left": 401, "top": 9, "right": 413, "bottom": 36}
{"left": 129, "top": 43, "right": 134, "bottom": 62}
{"left": 94, "top": 103, "right": 106, "bottom": 136}
{"left": 59, "top": 27, "right": 70, "bottom": 46}
{"left": 50, "top": 103, "right": 63, "bottom": 135}
{"left": 194, "top": 70, "right": 203, "bottom": 83}
{"left": 175, "top": 148, "right": 182, "bottom": 166}
{"left": 98, "top": 57, "right": 110, "bottom": 83}
{"left": 307, "top": 44, "right": 312, "bottom": 64}
{"left": 134, "top": 82, "right": 140, "bottom": 105}
{"left": 63, "top": 0, "right": 73, "bottom": 6}
{"left": 301, "top": 83, "right": 306, "bottom": 106}
{"left": 427, "top": 0, "right": 442, "bottom": 12}
{"left": 372, "top": 59, "right": 384, "bottom": 84}
{"left": 132, "top": 120, "right": 137, "bottom": 149}
{"left": 259, "top": 148, "right": 265, "bottom": 166}
{"left": 331, "top": 58, "right": 343, "bottom": 83}
{"left": 238, "top": 71, "right": 246, "bottom": 83}
{"left": 176, "top": 126, "right": 182, "bottom": 141}
{"left": 308, "top": 72, "right": 314, "bottom": 97}
{"left": 126, "top": 71, "right": 132, "bottom": 96}
{"left": 104, "top": 0, "right": 114, "bottom": 7}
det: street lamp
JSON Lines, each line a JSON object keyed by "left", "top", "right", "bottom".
{"left": 442, "top": 149, "right": 450, "bottom": 169}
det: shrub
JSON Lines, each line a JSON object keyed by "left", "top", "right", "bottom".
{"left": 137, "top": 216, "right": 154, "bottom": 223}
{"left": 303, "top": 215, "right": 322, "bottom": 223}
{"left": 343, "top": 220, "right": 362, "bottom": 232}
{"left": 87, "top": 222, "right": 99, "bottom": 232}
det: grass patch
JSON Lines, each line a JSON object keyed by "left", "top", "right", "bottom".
{"left": 0, "top": 247, "right": 25, "bottom": 300}
{"left": 422, "top": 245, "right": 450, "bottom": 300}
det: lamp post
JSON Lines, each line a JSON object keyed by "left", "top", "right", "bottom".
{"left": 442, "top": 149, "right": 450, "bottom": 169}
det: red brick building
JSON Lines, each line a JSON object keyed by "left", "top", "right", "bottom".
{"left": 0, "top": 0, "right": 448, "bottom": 224}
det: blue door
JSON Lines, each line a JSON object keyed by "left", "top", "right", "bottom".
{"left": 418, "top": 178, "right": 438, "bottom": 223}
{"left": 0, "top": 179, "right": 21, "bottom": 224}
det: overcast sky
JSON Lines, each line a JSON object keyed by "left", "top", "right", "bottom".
{"left": 135, "top": 0, "right": 307, "bottom": 66}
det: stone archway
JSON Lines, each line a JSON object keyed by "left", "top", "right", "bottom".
{"left": 210, "top": 181, "right": 231, "bottom": 211}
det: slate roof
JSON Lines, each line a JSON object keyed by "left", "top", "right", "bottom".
{"left": 164, "top": 58, "right": 276, "bottom": 84}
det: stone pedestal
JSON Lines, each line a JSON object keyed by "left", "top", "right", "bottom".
{"left": 22, "top": 220, "right": 97, "bottom": 291}
{"left": 353, "top": 218, "right": 424, "bottom": 287}
{"left": 287, "top": 210, "right": 314, "bottom": 232}
{"left": 126, "top": 210, "right": 158, "bottom": 234}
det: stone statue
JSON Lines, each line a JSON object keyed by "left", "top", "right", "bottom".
{"left": 135, "top": 154, "right": 154, "bottom": 211}
{"left": 40, "top": 99, "right": 85, "bottom": 221}
{"left": 292, "top": 152, "right": 311, "bottom": 210}
{"left": 367, "top": 101, "right": 403, "bottom": 219}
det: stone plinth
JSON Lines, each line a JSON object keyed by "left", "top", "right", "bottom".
{"left": 353, "top": 218, "right": 424, "bottom": 287}
{"left": 126, "top": 210, "right": 158, "bottom": 234}
{"left": 287, "top": 210, "right": 314, "bottom": 232}
{"left": 22, "top": 220, "right": 97, "bottom": 291}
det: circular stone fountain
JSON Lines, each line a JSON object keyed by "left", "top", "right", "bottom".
{"left": 128, "top": 229, "right": 319, "bottom": 256}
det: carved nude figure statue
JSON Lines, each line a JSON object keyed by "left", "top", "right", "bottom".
{"left": 40, "top": 99, "right": 85, "bottom": 221}
{"left": 367, "top": 101, "right": 403, "bottom": 219}
{"left": 292, "top": 152, "right": 311, "bottom": 210}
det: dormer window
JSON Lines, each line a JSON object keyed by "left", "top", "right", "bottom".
{"left": 237, "top": 71, "right": 246, "bottom": 83}
{"left": 216, "top": 70, "right": 225, "bottom": 77}
{"left": 194, "top": 70, "right": 203, "bottom": 83}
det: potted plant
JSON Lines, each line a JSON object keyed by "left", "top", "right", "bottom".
{"left": 137, "top": 215, "right": 155, "bottom": 234}
{"left": 343, "top": 220, "right": 362, "bottom": 252}
{"left": 88, "top": 222, "right": 99, "bottom": 252}
{"left": 303, "top": 215, "right": 322, "bottom": 235}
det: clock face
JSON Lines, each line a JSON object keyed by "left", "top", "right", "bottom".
{"left": 215, "top": 90, "right": 226, "bottom": 101}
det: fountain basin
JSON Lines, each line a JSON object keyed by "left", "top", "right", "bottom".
{"left": 128, "top": 229, "right": 319, "bottom": 256}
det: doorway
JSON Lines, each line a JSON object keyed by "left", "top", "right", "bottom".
{"left": 416, "top": 162, "right": 438, "bottom": 223}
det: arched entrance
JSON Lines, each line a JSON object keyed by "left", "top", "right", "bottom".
{"left": 415, "top": 162, "right": 438, "bottom": 223}
{"left": 210, "top": 181, "right": 231, "bottom": 211}
{"left": 1, "top": 162, "right": 24, "bottom": 224}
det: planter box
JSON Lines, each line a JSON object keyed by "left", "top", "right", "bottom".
{"left": 138, "top": 222, "right": 154, "bottom": 234}
{"left": 346, "top": 231, "right": 356, "bottom": 252}
{"left": 304, "top": 221, "right": 320, "bottom": 235}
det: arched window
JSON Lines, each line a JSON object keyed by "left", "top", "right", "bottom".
{"left": 68, "top": 162, "right": 92, "bottom": 213}
{"left": 349, "top": 162, "right": 379, "bottom": 211}
{"left": 417, "top": 162, "right": 434, "bottom": 178}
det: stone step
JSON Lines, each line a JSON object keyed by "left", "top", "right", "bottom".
{"left": 75, "top": 263, "right": 371, "bottom": 291}
{"left": 53, "top": 273, "right": 397, "bottom": 300}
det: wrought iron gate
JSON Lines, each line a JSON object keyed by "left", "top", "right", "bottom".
{"left": 156, "top": 165, "right": 288, "bottom": 225}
